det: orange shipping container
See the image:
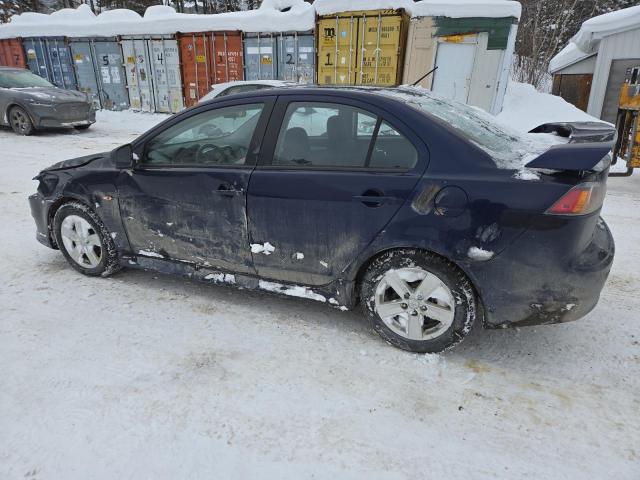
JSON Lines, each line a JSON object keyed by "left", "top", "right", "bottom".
{"left": 0, "top": 38, "right": 27, "bottom": 68}
{"left": 178, "top": 31, "right": 244, "bottom": 107}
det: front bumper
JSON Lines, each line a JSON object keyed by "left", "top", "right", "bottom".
{"left": 29, "top": 192, "right": 56, "bottom": 249}
{"left": 470, "top": 216, "right": 615, "bottom": 328}
{"left": 29, "top": 103, "right": 96, "bottom": 129}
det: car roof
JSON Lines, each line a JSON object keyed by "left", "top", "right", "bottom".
{"left": 200, "top": 85, "right": 411, "bottom": 105}
{"left": 0, "top": 66, "right": 28, "bottom": 72}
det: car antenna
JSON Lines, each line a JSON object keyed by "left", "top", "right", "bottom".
{"left": 411, "top": 66, "right": 439, "bottom": 87}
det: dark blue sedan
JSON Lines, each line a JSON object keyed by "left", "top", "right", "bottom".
{"left": 29, "top": 87, "right": 615, "bottom": 353}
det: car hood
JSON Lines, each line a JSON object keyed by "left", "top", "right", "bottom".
{"left": 42, "top": 152, "right": 109, "bottom": 172}
{"left": 15, "top": 86, "right": 89, "bottom": 103}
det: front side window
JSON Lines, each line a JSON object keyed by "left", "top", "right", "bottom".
{"left": 141, "top": 103, "right": 264, "bottom": 167}
{"left": 273, "top": 102, "right": 418, "bottom": 170}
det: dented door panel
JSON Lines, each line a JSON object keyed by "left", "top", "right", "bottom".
{"left": 117, "top": 168, "right": 254, "bottom": 273}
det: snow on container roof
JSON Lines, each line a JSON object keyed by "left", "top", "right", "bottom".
{"left": 0, "top": 0, "right": 315, "bottom": 39}
{"left": 95, "top": 9, "right": 142, "bottom": 23}
{"left": 314, "top": 0, "right": 521, "bottom": 19}
{"left": 550, "top": 5, "right": 640, "bottom": 73}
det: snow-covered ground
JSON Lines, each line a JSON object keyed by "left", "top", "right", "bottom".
{"left": 1, "top": 103, "right": 639, "bottom": 479}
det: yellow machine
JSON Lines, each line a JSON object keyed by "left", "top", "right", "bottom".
{"left": 613, "top": 65, "right": 640, "bottom": 175}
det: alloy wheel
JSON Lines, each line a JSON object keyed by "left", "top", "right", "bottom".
{"left": 10, "top": 109, "right": 30, "bottom": 134}
{"left": 374, "top": 267, "right": 456, "bottom": 341}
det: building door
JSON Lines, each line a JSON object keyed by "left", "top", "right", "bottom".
{"left": 432, "top": 41, "right": 476, "bottom": 103}
{"left": 602, "top": 59, "right": 640, "bottom": 123}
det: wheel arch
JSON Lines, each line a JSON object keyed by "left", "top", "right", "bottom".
{"left": 5, "top": 102, "right": 35, "bottom": 125}
{"left": 351, "top": 246, "right": 486, "bottom": 326}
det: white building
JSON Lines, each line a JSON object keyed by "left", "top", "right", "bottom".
{"left": 549, "top": 6, "right": 640, "bottom": 123}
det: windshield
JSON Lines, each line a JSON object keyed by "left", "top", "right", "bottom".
{"left": 0, "top": 70, "right": 54, "bottom": 88}
{"left": 376, "top": 86, "right": 559, "bottom": 171}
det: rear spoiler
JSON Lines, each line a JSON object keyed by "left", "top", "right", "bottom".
{"left": 525, "top": 142, "right": 613, "bottom": 172}
{"left": 529, "top": 121, "right": 616, "bottom": 144}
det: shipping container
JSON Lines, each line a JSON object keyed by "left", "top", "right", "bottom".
{"left": 23, "top": 37, "right": 77, "bottom": 89}
{"left": 243, "top": 32, "right": 315, "bottom": 83}
{"left": 277, "top": 32, "right": 315, "bottom": 83}
{"left": 244, "top": 33, "right": 278, "bottom": 80}
{"left": 317, "top": 10, "right": 408, "bottom": 86}
{"left": 69, "top": 38, "right": 130, "bottom": 111}
{"left": 121, "top": 35, "right": 184, "bottom": 114}
{"left": 403, "top": 16, "right": 518, "bottom": 114}
{"left": 0, "top": 38, "right": 27, "bottom": 68}
{"left": 177, "top": 31, "right": 244, "bottom": 108}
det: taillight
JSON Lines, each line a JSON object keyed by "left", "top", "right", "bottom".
{"left": 546, "top": 182, "right": 606, "bottom": 216}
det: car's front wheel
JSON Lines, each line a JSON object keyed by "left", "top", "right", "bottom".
{"left": 53, "top": 202, "right": 120, "bottom": 277}
{"left": 9, "top": 106, "right": 34, "bottom": 135}
{"left": 360, "top": 249, "right": 477, "bottom": 353}
{"left": 74, "top": 124, "right": 91, "bottom": 131}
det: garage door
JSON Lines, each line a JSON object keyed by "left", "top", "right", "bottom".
{"left": 601, "top": 59, "right": 640, "bottom": 123}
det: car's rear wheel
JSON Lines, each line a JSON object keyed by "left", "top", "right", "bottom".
{"left": 74, "top": 124, "right": 91, "bottom": 131}
{"left": 53, "top": 202, "right": 120, "bottom": 277}
{"left": 9, "top": 106, "right": 34, "bottom": 135}
{"left": 360, "top": 249, "right": 477, "bottom": 353}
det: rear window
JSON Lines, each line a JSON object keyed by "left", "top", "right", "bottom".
{"left": 376, "top": 87, "right": 556, "bottom": 170}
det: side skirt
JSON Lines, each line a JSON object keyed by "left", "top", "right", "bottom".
{"left": 120, "top": 255, "right": 356, "bottom": 312}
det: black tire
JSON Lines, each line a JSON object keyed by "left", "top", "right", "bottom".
{"left": 74, "top": 124, "right": 91, "bottom": 131}
{"left": 53, "top": 202, "right": 121, "bottom": 277}
{"left": 9, "top": 106, "right": 34, "bottom": 136}
{"left": 360, "top": 249, "right": 477, "bottom": 354}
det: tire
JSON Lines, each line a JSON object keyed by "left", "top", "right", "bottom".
{"left": 9, "top": 106, "right": 34, "bottom": 136}
{"left": 360, "top": 249, "right": 477, "bottom": 354}
{"left": 53, "top": 202, "right": 121, "bottom": 277}
{"left": 74, "top": 124, "right": 91, "bottom": 131}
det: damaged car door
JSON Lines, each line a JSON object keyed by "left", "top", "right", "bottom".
{"left": 117, "top": 99, "right": 272, "bottom": 273}
{"left": 247, "top": 96, "right": 427, "bottom": 286}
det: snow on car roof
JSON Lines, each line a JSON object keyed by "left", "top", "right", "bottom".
{"left": 0, "top": 0, "right": 315, "bottom": 39}
{"left": 550, "top": 5, "right": 640, "bottom": 73}
{"left": 313, "top": 0, "right": 522, "bottom": 19}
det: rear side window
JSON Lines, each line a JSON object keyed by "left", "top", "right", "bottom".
{"left": 273, "top": 102, "right": 418, "bottom": 170}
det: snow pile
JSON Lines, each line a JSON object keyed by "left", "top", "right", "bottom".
{"left": 496, "top": 81, "right": 602, "bottom": 133}
{"left": 467, "top": 246, "right": 494, "bottom": 261}
{"left": 314, "top": 0, "right": 521, "bottom": 19}
{"left": 0, "top": 0, "right": 315, "bottom": 39}
{"left": 549, "top": 5, "right": 640, "bottom": 73}
{"left": 250, "top": 242, "right": 276, "bottom": 255}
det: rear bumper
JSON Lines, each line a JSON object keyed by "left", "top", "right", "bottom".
{"left": 29, "top": 192, "right": 55, "bottom": 248}
{"left": 470, "top": 216, "right": 615, "bottom": 328}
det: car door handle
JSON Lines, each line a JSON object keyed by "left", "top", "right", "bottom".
{"left": 216, "top": 183, "right": 242, "bottom": 197}
{"left": 353, "top": 190, "right": 392, "bottom": 208}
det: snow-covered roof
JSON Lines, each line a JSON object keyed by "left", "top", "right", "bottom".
{"left": 549, "top": 43, "right": 595, "bottom": 74}
{"left": 0, "top": 0, "right": 315, "bottom": 39}
{"left": 550, "top": 6, "right": 640, "bottom": 74}
{"left": 314, "top": 0, "right": 522, "bottom": 20}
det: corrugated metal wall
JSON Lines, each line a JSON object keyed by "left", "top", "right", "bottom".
{"left": 587, "top": 28, "right": 640, "bottom": 120}
{"left": 0, "top": 38, "right": 26, "bottom": 68}
{"left": 69, "top": 38, "right": 130, "bottom": 111}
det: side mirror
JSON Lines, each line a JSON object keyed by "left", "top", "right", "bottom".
{"left": 112, "top": 144, "right": 134, "bottom": 169}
